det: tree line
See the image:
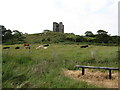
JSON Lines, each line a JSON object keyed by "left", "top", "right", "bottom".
{"left": 0, "top": 25, "right": 25, "bottom": 44}
{"left": 0, "top": 25, "right": 119, "bottom": 45}
{"left": 42, "top": 29, "right": 119, "bottom": 44}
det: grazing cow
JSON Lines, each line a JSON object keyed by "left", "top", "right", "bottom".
{"left": 15, "top": 47, "right": 20, "bottom": 49}
{"left": 43, "top": 44, "right": 49, "bottom": 47}
{"left": 24, "top": 44, "right": 30, "bottom": 47}
{"left": 3, "top": 47, "right": 10, "bottom": 49}
{"left": 24, "top": 44, "right": 30, "bottom": 49}
{"left": 80, "top": 45, "right": 88, "bottom": 48}
{"left": 36, "top": 45, "right": 48, "bottom": 49}
{"left": 36, "top": 45, "right": 44, "bottom": 49}
{"left": 25, "top": 46, "right": 30, "bottom": 49}
{"left": 43, "top": 47, "right": 48, "bottom": 49}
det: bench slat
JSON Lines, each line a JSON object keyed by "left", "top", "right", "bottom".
{"left": 75, "top": 65, "right": 119, "bottom": 70}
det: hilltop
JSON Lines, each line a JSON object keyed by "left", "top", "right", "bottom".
{"left": 1, "top": 25, "right": 119, "bottom": 45}
{"left": 23, "top": 30, "right": 119, "bottom": 46}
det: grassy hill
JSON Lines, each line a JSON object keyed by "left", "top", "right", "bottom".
{"left": 23, "top": 32, "right": 66, "bottom": 44}
{"left": 23, "top": 31, "right": 94, "bottom": 45}
{"left": 23, "top": 32, "right": 118, "bottom": 46}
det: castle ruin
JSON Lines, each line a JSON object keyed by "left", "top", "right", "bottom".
{"left": 53, "top": 22, "right": 64, "bottom": 33}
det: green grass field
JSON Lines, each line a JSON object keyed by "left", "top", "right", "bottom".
{"left": 2, "top": 44, "right": 118, "bottom": 88}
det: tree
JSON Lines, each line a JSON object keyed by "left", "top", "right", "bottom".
{"left": 12, "top": 30, "right": 24, "bottom": 43}
{"left": 1, "top": 26, "right": 25, "bottom": 44}
{"left": 43, "top": 30, "right": 52, "bottom": 33}
{"left": 0, "top": 25, "right": 13, "bottom": 40}
{"left": 96, "top": 30, "right": 111, "bottom": 43}
{"left": 13, "top": 30, "right": 22, "bottom": 38}
{"left": 85, "top": 31, "right": 94, "bottom": 37}
{"left": 97, "top": 30, "right": 108, "bottom": 35}
{"left": 75, "top": 35, "right": 87, "bottom": 42}
{"left": 0, "top": 25, "right": 7, "bottom": 37}
{"left": 3, "top": 29, "right": 13, "bottom": 40}
{"left": 65, "top": 33, "right": 76, "bottom": 41}
{"left": 110, "top": 36, "right": 120, "bottom": 43}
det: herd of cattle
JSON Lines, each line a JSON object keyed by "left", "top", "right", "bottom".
{"left": 3, "top": 44, "right": 50, "bottom": 50}
{"left": 3, "top": 44, "right": 89, "bottom": 50}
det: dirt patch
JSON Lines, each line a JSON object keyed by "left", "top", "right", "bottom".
{"left": 63, "top": 69, "right": 119, "bottom": 88}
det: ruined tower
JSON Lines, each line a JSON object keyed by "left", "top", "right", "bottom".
{"left": 53, "top": 22, "right": 64, "bottom": 33}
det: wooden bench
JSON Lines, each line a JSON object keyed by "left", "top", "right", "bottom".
{"left": 75, "top": 65, "right": 119, "bottom": 79}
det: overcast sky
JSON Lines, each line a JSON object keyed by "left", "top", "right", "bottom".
{"left": 0, "top": 0, "right": 119, "bottom": 35}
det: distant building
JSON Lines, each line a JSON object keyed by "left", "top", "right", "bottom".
{"left": 53, "top": 22, "right": 64, "bottom": 33}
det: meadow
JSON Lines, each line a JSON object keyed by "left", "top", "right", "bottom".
{"left": 2, "top": 44, "right": 118, "bottom": 88}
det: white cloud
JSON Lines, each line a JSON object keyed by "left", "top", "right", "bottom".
{"left": 0, "top": 0, "right": 118, "bottom": 35}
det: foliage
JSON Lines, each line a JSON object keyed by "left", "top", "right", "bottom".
{"left": 97, "top": 30, "right": 108, "bottom": 35}
{"left": 95, "top": 30, "right": 111, "bottom": 43}
{"left": 1, "top": 25, "right": 25, "bottom": 44}
{"left": 85, "top": 31, "right": 94, "bottom": 37}
{"left": 43, "top": 29, "right": 52, "bottom": 33}
{"left": 65, "top": 33, "right": 76, "bottom": 42}
{"left": 1, "top": 25, "right": 119, "bottom": 45}
{"left": 95, "top": 34, "right": 111, "bottom": 43}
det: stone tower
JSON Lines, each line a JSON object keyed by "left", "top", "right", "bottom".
{"left": 53, "top": 22, "right": 64, "bottom": 33}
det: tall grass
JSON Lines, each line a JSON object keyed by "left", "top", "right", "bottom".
{"left": 2, "top": 44, "right": 118, "bottom": 88}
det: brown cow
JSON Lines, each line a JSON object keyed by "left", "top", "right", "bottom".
{"left": 24, "top": 44, "right": 30, "bottom": 49}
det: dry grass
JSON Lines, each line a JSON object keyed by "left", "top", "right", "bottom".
{"left": 63, "top": 69, "right": 119, "bottom": 88}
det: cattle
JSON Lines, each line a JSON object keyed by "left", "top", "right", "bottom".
{"left": 25, "top": 46, "right": 30, "bottom": 49}
{"left": 36, "top": 45, "right": 44, "bottom": 49}
{"left": 36, "top": 44, "right": 48, "bottom": 49}
{"left": 24, "top": 44, "right": 30, "bottom": 47}
{"left": 43, "top": 44, "right": 49, "bottom": 47}
{"left": 43, "top": 47, "right": 48, "bottom": 49}
{"left": 3, "top": 47, "right": 10, "bottom": 49}
{"left": 15, "top": 47, "right": 20, "bottom": 49}
{"left": 80, "top": 45, "right": 88, "bottom": 48}
{"left": 24, "top": 44, "right": 30, "bottom": 49}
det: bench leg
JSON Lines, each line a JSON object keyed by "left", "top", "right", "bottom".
{"left": 82, "top": 68, "right": 85, "bottom": 75}
{"left": 109, "top": 70, "right": 112, "bottom": 79}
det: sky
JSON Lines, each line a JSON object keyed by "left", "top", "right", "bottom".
{"left": 0, "top": 0, "right": 119, "bottom": 35}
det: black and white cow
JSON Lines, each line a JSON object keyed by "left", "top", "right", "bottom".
{"left": 36, "top": 44, "right": 49, "bottom": 49}
{"left": 80, "top": 45, "right": 88, "bottom": 48}
{"left": 43, "top": 44, "right": 49, "bottom": 47}
{"left": 3, "top": 47, "right": 10, "bottom": 49}
{"left": 15, "top": 47, "right": 20, "bottom": 49}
